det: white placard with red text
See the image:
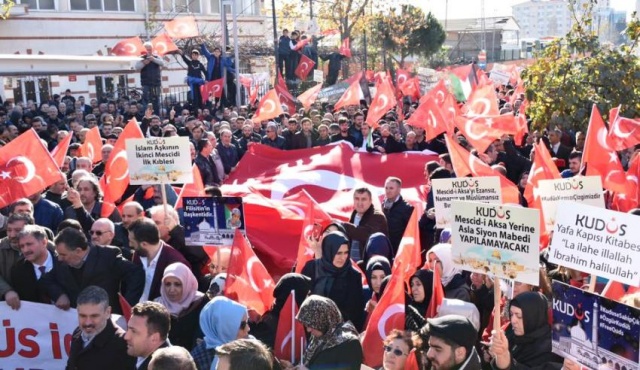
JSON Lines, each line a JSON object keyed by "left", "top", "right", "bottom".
{"left": 537, "top": 176, "right": 605, "bottom": 229}
{"left": 432, "top": 176, "right": 502, "bottom": 228}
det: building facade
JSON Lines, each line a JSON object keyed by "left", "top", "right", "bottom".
{"left": 0, "top": 0, "right": 270, "bottom": 105}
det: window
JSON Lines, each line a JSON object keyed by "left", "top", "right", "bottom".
{"left": 71, "top": 0, "right": 133, "bottom": 11}
{"left": 213, "top": 0, "right": 258, "bottom": 15}
{"left": 19, "top": 0, "right": 55, "bottom": 10}
{"left": 149, "top": 0, "right": 200, "bottom": 13}
{"left": 12, "top": 76, "right": 51, "bottom": 105}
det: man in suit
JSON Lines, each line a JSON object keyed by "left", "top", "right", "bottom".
{"left": 113, "top": 201, "right": 145, "bottom": 260}
{"left": 124, "top": 301, "right": 171, "bottom": 370}
{"left": 129, "top": 218, "right": 190, "bottom": 302}
{"left": 67, "top": 286, "right": 136, "bottom": 370}
{"left": 10, "top": 225, "right": 54, "bottom": 306}
{"left": 40, "top": 227, "right": 144, "bottom": 313}
{"left": 382, "top": 177, "right": 414, "bottom": 255}
{"left": 292, "top": 117, "right": 319, "bottom": 149}
{"left": 548, "top": 128, "right": 571, "bottom": 169}
{"left": 342, "top": 187, "right": 389, "bottom": 260}
{"left": 217, "top": 129, "right": 240, "bottom": 175}
{"left": 194, "top": 139, "right": 221, "bottom": 186}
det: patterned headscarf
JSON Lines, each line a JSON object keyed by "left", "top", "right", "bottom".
{"left": 296, "top": 295, "right": 358, "bottom": 366}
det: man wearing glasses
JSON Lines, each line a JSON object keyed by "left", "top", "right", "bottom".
{"left": 260, "top": 123, "right": 286, "bottom": 150}
{"left": 90, "top": 218, "right": 115, "bottom": 246}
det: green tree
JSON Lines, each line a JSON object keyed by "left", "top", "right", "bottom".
{"left": 522, "top": 0, "right": 640, "bottom": 132}
{"left": 370, "top": 5, "right": 445, "bottom": 69}
{"left": 1, "top": 0, "right": 15, "bottom": 19}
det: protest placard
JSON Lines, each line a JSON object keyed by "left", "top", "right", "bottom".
{"left": 488, "top": 69, "right": 510, "bottom": 85}
{"left": 552, "top": 281, "right": 639, "bottom": 370}
{"left": 416, "top": 67, "right": 440, "bottom": 95}
{"left": 549, "top": 201, "right": 640, "bottom": 287}
{"left": 313, "top": 69, "right": 324, "bottom": 83}
{"left": 125, "top": 136, "right": 193, "bottom": 185}
{"left": 184, "top": 196, "right": 246, "bottom": 246}
{"left": 451, "top": 200, "right": 540, "bottom": 285}
{"left": 432, "top": 176, "right": 502, "bottom": 228}
{"left": 537, "top": 176, "right": 605, "bottom": 229}
{"left": 0, "top": 301, "right": 78, "bottom": 370}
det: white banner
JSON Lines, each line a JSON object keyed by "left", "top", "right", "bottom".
{"left": 549, "top": 201, "right": 640, "bottom": 286}
{"left": 451, "top": 200, "right": 540, "bottom": 285}
{"left": 489, "top": 69, "right": 510, "bottom": 85}
{"left": 126, "top": 136, "right": 193, "bottom": 185}
{"left": 313, "top": 69, "right": 324, "bottom": 83}
{"left": 432, "top": 176, "right": 502, "bottom": 228}
{"left": 537, "top": 176, "right": 605, "bottom": 229}
{"left": 0, "top": 301, "right": 78, "bottom": 370}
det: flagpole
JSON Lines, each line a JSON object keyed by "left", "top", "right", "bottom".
{"left": 300, "top": 337, "right": 304, "bottom": 365}
{"left": 493, "top": 276, "right": 501, "bottom": 333}
{"left": 291, "top": 289, "right": 295, "bottom": 364}
{"left": 160, "top": 180, "right": 169, "bottom": 226}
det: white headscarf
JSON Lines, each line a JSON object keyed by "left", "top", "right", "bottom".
{"left": 428, "top": 243, "right": 461, "bottom": 287}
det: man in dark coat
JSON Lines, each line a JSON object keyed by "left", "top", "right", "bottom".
{"left": 40, "top": 227, "right": 144, "bottom": 314}
{"left": 66, "top": 286, "right": 136, "bottom": 370}
{"left": 292, "top": 117, "right": 319, "bottom": 149}
{"left": 319, "top": 52, "right": 345, "bottom": 86}
{"left": 382, "top": 177, "right": 414, "bottom": 255}
{"left": 10, "top": 225, "right": 55, "bottom": 305}
{"left": 342, "top": 187, "right": 389, "bottom": 260}
{"left": 124, "top": 302, "right": 171, "bottom": 370}
{"left": 217, "top": 129, "right": 240, "bottom": 174}
{"left": 194, "top": 138, "right": 221, "bottom": 186}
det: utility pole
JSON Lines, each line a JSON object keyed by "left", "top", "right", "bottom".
{"left": 309, "top": 0, "right": 313, "bottom": 19}
{"left": 271, "top": 0, "right": 279, "bottom": 79}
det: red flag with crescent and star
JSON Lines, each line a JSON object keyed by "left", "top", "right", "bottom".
{"left": 607, "top": 105, "right": 640, "bottom": 151}
{"left": 273, "top": 291, "right": 306, "bottom": 363}
{"left": 150, "top": 33, "right": 178, "bottom": 56}
{"left": 224, "top": 229, "right": 275, "bottom": 315}
{"left": 333, "top": 76, "right": 362, "bottom": 112}
{"left": 0, "top": 129, "right": 64, "bottom": 208}
{"left": 51, "top": 132, "right": 72, "bottom": 168}
{"left": 175, "top": 165, "right": 205, "bottom": 209}
{"left": 253, "top": 89, "right": 285, "bottom": 123}
{"left": 366, "top": 76, "right": 397, "bottom": 128}
{"left": 361, "top": 267, "right": 406, "bottom": 368}
{"left": 294, "top": 54, "right": 315, "bottom": 81}
{"left": 78, "top": 126, "right": 103, "bottom": 164}
{"left": 100, "top": 119, "right": 144, "bottom": 216}
{"left": 110, "top": 37, "right": 145, "bottom": 56}
{"left": 392, "top": 207, "right": 422, "bottom": 285}
{"left": 290, "top": 190, "right": 332, "bottom": 273}
{"left": 297, "top": 83, "right": 323, "bottom": 112}
{"left": 164, "top": 16, "right": 199, "bottom": 39}
{"left": 200, "top": 78, "right": 224, "bottom": 104}
{"left": 275, "top": 71, "right": 297, "bottom": 113}
{"left": 407, "top": 96, "right": 450, "bottom": 141}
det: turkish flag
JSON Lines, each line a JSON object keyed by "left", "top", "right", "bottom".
{"left": 454, "top": 113, "right": 519, "bottom": 153}
{"left": 118, "top": 293, "right": 132, "bottom": 322}
{"left": 361, "top": 270, "right": 406, "bottom": 368}
{"left": 366, "top": 76, "right": 397, "bottom": 127}
{"left": 164, "top": 16, "right": 199, "bottom": 39}
{"left": 51, "top": 132, "right": 72, "bottom": 168}
{"left": 339, "top": 37, "right": 351, "bottom": 58}
{"left": 611, "top": 152, "right": 640, "bottom": 213}
{"left": 583, "top": 105, "right": 627, "bottom": 194}
{"left": 425, "top": 262, "right": 445, "bottom": 319}
{"left": 275, "top": 72, "right": 297, "bottom": 114}
{"left": 0, "top": 129, "right": 64, "bottom": 208}
{"left": 150, "top": 33, "right": 178, "bottom": 56}
{"left": 445, "top": 135, "right": 520, "bottom": 204}
{"left": 175, "top": 165, "right": 205, "bottom": 209}
{"left": 100, "top": 119, "right": 144, "bottom": 210}
{"left": 294, "top": 54, "right": 315, "bottom": 80}
{"left": 523, "top": 141, "right": 560, "bottom": 209}
{"left": 407, "top": 96, "right": 450, "bottom": 141}
{"left": 297, "top": 83, "right": 323, "bottom": 111}
{"left": 200, "top": 78, "right": 224, "bottom": 103}
{"left": 292, "top": 37, "right": 311, "bottom": 52}
{"left": 399, "top": 77, "right": 421, "bottom": 101}
{"left": 465, "top": 84, "right": 500, "bottom": 116}
{"left": 253, "top": 89, "right": 285, "bottom": 123}
{"left": 224, "top": 229, "right": 275, "bottom": 315}
{"left": 333, "top": 76, "right": 362, "bottom": 112}
{"left": 290, "top": 190, "right": 333, "bottom": 273}
{"left": 273, "top": 291, "right": 306, "bottom": 363}
{"left": 392, "top": 207, "right": 422, "bottom": 284}
{"left": 79, "top": 126, "right": 103, "bottom": 163}
{"left": 110, "top": 37, "right": 145, "bottom": 56}
{"left": 421, "top": 79, "right": 449, "bottom": 106}
{"left": 607, "top": 107, "right": 640, "bottom": 151}
{"left": 514, "top": 105, "right": 528, "bottom": 146}
{"left": 396, "top": 69, "right": 410, "bottom": 88}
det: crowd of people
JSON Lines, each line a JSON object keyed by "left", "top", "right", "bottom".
{"left": 0, "top": 66, "right": 639, "bottom": 370}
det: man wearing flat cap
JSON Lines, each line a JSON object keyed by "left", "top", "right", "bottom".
{"left": 424, "top": 314, "right": 481, "bottom": 370}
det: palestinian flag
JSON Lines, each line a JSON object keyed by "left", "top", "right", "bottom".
{"left": 224, "top": 203, "right": 243, "bottom": 229}
{"left": 448, "top": 64, "right": 479, "bottom": 102}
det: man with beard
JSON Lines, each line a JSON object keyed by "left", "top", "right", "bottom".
{"left": 41, "top": 227, "right": 144, "bottom": 313}
{"left": 129, "top": 218, "right": 189, "bottom": 302}
{"left": 237, "top": 123, "right": 261, "bottom": 158}
{"left": 330, "top": 117, "right": 357, "bottom": 146}
{"left": 140, "top": 114, "right": 163, "bottom": 138}
{"left": 421, "top": 315, "right": 481, "bottom": 370}
{"left": 64, "top": 176, "right": 122, "bottom": 231}
{"left": 66, "top": 286, "right": 136, "bottom": 369}
{"left": 292, "top": 117, "right": 318, "bottom": 149}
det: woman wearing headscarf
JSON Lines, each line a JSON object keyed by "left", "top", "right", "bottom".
{"left": 489, "top": 292, "right": 562, "bottom": 369}
{"left": 364, "top": 256, "right": 391, "bottom": 315}
{"left": 295, "top": 295, "right": 363, "bottom": 370}
{"left": 361, "top": 232, "right": 394, "bottom": 269}
{"left": 154, "top": 262, "right": 208, "bottom": 350}
{"left": 251, "top": 273, "right": 311, "bottom": 349}
{"left": 426, "top": 243, "right": 471, "bottom": 302}
{"left": 408, "top": 270, "right": 435, "bottom": 317}
{"left": 301, "top": 231, "right": 365, "bottom": 331}
{"left": 190, "top": 296, "right": 250, "bottom": 370}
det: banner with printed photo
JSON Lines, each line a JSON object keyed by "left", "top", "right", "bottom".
{"left": 538, "top": 176, "right": 605, "bottom": 229}
{"left": 451, "top": 200, "right": 540, "bottom": 285}
{"left": 552, "top": 281, "right": 639, "bottom": 370}
{"left": 0, "top": 301, "right": 78, "bottom": 370}
{"left": 432, "top": 176, "right": 502, "bottom": 228}
{"left": 184, "top": 196, "right": 246, "bottom": 246}
{"left": 125, "top": 136, "right": 193, "bottom": 185}
{"left": 549, "top": 201, "right": 640, "bottom": 287}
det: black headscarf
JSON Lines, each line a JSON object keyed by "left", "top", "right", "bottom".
{"left": 408, "top": 270, "right": 435, "bottom": 316}
{"left": 271, "top": 273, "right": 311, "bottom": 316}
{"left": 506, "top": 292, "right": 555, "bottom": 367}
{"left": 312, "top": 231, "right": 351, "bottom": 297}
{"left": 324, "top": 220, "right": 348, "bottom": 236}
{"left": 363, "top": 232, "right": 393, "bottom": 265}
{"left": 365, "top": 256, "right": 391, "bottom": 300}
